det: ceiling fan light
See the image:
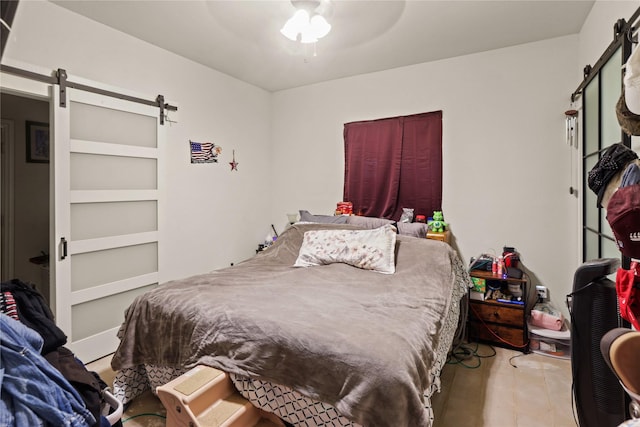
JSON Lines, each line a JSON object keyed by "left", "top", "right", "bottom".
{"left": 280, "top": 9, "right": 310, "bottom": 41}
{"left": 300, "top": 31, "right": 319, "bottom": 44}
{"left": 310, "top": 14, "right": 331, "bottom": 39}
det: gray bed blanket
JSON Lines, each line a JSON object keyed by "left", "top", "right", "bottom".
{"left": 111, "top": 223, "right": 470, "bottom": 427}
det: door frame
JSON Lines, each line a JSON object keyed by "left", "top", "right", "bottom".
{"left": 0, "top": 70, "right": 52, "bottom": 303}
{"left": 1, "top": 118, "right": 15, "bottom": 281}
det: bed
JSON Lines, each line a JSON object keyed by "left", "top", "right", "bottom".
{"left": 110, "top": 222, "right": 471, "bottom": 427}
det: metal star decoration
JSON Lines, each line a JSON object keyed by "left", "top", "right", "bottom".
{"left": 229, "top": 149, "right": 239, "bottom": 171}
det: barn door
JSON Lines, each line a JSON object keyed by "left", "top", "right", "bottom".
{"left": 52, "top": 86, "right": 162, "bottom": 362}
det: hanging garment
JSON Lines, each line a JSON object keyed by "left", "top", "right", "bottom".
{"left": 617, "top": 93, "right": 640, "bottom": 136}
{"left": 0, "top": 313, "right": 95, "bottom": 427}
{"left": 625, "top": 44, "right": 640, "bottom": 114}
{"left": 615, "top": 262, "right": 640, "bottom": 330}
{"left": 617, "top": 44, "right": 640, "bottom": 135}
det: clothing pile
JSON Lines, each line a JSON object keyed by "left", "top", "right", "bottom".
{"left": 0, "top": 279, "right": 122, "bottom": 427}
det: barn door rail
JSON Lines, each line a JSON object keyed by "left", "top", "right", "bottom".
{"left": 0, "top": 64, "right": 177, "bottom": 124}
{"left": 571, "top": 6, "right": 639, "bottom": 103}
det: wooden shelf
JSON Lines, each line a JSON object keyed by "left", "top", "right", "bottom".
{"left": 468, "top": 269, "right": 526, "bottom": 283}
{"left": 468, "top": 269, "right": 529, "bottom": 352}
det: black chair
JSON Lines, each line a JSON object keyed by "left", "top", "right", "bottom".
{"left": 567, "top": 258, "right": 629, "bottom": 427}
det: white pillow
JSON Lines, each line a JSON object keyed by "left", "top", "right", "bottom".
{"left": 294, "top": 224, "right": 397, "bottom": 274}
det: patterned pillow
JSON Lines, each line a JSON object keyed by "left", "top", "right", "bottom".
{"left": 294, "top": 224, "right": 397, "bottom": 274}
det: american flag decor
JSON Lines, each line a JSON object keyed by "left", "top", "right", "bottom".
{"left": 190, "top": 140, "right": 220, "bottom": 164}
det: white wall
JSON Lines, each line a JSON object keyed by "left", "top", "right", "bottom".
{"left": 2, "top": 0, "right": 273, "bottom": 283}
{"left": 270, "top": 35, "right": 579, "bottom": 314}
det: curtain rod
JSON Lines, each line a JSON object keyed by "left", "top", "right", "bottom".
{"left": 0, "top": 64, "right": 177, "bottom": 125}
{"left": 571, "top": 6, "right": 640, "bottom": 103}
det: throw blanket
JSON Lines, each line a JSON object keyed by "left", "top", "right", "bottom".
{"left": 111, "top": 223, "right": 469, "bottom": 427}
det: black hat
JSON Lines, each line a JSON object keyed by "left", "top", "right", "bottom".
{"left": 587, "top": 143, "right": 638, "bottom": 207}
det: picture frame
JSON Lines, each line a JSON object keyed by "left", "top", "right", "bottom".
{"left": 26, "top": 121, "right": 49, "bottom": 163}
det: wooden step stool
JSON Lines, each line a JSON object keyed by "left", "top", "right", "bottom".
{"left": 156, "top": 365, "right": 284, "bottom": 427}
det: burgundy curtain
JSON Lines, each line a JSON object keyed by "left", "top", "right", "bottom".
{"left": 343, "top": 111, "right": 442, "bottom": 221}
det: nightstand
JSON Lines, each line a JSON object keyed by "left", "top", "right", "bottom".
{"left": 426, "top": 230, "right": 450, "bottom": 244}
{"left": 467, "top": 270, "right": 529, "bottom": 352}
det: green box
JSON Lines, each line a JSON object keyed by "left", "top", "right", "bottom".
{"left": 471, "top": 277, "right": 486, "bottom": 293}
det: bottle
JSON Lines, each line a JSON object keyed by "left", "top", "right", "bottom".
{"left": 497, "top": 256, "right": 503, "bottom": 276}
{"left": 492, "top": 258, "right": 498, "bottom": 274}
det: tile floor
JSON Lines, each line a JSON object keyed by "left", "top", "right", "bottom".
{"left": 87, "top": 343, "right": 575, "bottom": 427}
{"left": 431, "top": 343, "right": 575, "bottom": 427}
